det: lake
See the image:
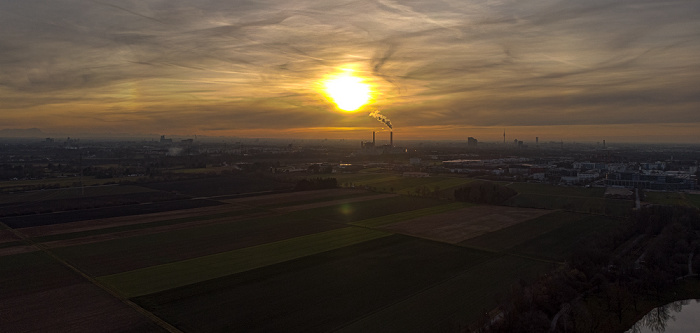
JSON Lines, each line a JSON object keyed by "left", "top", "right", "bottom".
{"left": 626, "top": 300, "right": 700, "bottom": 333}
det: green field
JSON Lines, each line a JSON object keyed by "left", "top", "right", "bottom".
{"left": 500, "top": 182, "right": 606, "bottom": 197}
{"left": 644, "top": 191, "right": 700, "bottom": 208}
{"left": 503, "top": 183, "right": 633, "bottom": 216}
{"left": 335, "top": 173, "right": 473, "bottom": 197}
{"left": 99, "top": 227, "right": 391, "bottom": 298}
{"left": 351, "top": 202, "right": 472, "bottom": 228}
{"left": 461, "top": 211, "right": 621, "bottom": 261}
{"left": 335, "top": 255, "right": 555, "bottom": 332}
{"left": 133, "top": 235, "right": 496, "bottom": 333}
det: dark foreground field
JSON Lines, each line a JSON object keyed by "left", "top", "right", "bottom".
{"left": 0, "top": 180, "right": 620, "bottom": 332}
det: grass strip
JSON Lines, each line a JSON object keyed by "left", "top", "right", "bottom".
{"left": 351, "top": 202, "right": 471, "bottom": 228}
{"left": 97, "top": 227, "right": 391, "bottom": 298}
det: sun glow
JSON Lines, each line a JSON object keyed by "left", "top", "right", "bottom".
{"left": 322, "top": 70, "right": 371, "bottom": 112}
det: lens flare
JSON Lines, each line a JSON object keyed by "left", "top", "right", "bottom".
{"left": 322, "top": 70, "right": 371, "bottom": 112}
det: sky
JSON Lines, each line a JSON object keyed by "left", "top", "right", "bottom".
{"left": 1, "top": 0, "right": 699, "bottom": 143}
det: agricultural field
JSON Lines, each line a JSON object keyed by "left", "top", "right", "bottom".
{"left": 335, "top": 172, "right": 473, "bottom": 198}
{"left": 142, "top": 174, "right": 290, "bottom": 197}
{"left": 0, "top": 252, "right": 165, "bottom": 332}
{"left": 0, "top": 179, "right": 623, "bottom": 332}
{"left": 0, "top": 184, "right": 156, "bottom": 205}
{"left": 644, "top": 191, "right": 700, "bottom": 208}
{"left": 380, "top": 205, "right": 551, "bottom": 244}
{"left": 461, "top": 211, "right": 621, "bottom": 261}
{"left": 501, "top": 182, "right": 634, "bottom": 217}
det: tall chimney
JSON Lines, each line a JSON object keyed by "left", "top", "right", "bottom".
{"left": 373, "top": 131, "right": 375, "bottom": 145}
{"left": 390, "top": 132, "right": 393, "bottom": 147}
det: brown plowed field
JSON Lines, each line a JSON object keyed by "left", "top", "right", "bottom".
{"left": 0, "top": 230, "right": 20, "bottom": 244}
{"left": 19, "top": 203, "right": 244, "bottom": 238}
{"left": 0, "top": 245, "right": 37, "bottom": 257}
{"left": 1, "top": 283, "right": 164, "bottom": 332}
{"left": 40, "top": 210, "right": 273, "bottom": 250}
{"left": 381, "top": 205, "right": 551, "bottom": 244}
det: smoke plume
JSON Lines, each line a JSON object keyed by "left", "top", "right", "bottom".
{"left": 369, "top": 110, "right": 393, "bottom": 130}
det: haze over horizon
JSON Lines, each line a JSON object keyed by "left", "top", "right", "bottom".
{"left": 2, "top": 0, "right": 700, "bottom": 143}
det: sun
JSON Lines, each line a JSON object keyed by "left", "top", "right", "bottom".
{"left": 322, "top": 70, "right": 371, "bottom": 112}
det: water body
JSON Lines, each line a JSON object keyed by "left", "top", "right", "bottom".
{"left": 626, "top": 300, "right": 700, "bottom": 333}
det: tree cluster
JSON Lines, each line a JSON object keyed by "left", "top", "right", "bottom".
{"left": 454, "top": 181, "right": 517, "bottom": 205}
{"left": 472, "top": 204, "right": 700, "bottom": 333}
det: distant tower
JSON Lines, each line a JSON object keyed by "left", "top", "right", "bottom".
{"left": 536, "top": 137, "right": 539, "bottom": 145}
{"left": 603, "top": 140, "right": 606, "bottom": 149}
{"left": 503, "top": 130, "right": 506, "bottom": 144}
{"left": 373, "top": 131, "right": 376, "bottom": 145}
{"left": 390, "top": 132, "right": 393, "bottom": 147}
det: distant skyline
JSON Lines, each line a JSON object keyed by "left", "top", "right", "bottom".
{"left": 2, "top": 0, "right": 700, "bottom": 143}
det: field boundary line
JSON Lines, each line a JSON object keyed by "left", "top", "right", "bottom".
{"left": 331, "top": 252, "right": 502, "bottom": 332}
{"left": 0, "top": 222, "right": 183, "bottom": 333}
{"left": 97, "top": 227, "right": 393, "bottom": 298}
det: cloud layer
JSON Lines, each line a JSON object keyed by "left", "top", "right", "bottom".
{"left": 1, "top": 0, "right": 699, "bottom": 141}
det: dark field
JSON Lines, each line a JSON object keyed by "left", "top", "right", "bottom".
{"left": 133, "top": 235, "right": 495, "bottom": 333}
{"left": 501, "top": 182, "right": 634, "bottom": 217}
{"left": 1, "top": 198, "right": 224, "bottom": 228}
{"left": 142, "top": 175, "right": 289, "bottom": 197}
{"left": 0, "top": 252, "right": 165, "bottom": 333}
{"left": 0, "top": 178, "right": 626, "bottom": 332}
{"left": 460, "top": 211, "right": 621, "bottom": 261}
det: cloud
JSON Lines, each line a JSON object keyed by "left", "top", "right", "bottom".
{"left": 0, "top": 0, "right": 699, "bottom": 141}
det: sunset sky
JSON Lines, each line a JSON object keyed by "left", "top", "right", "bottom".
{"left": 1, "top": 0, "right": 699, "bottom": 142}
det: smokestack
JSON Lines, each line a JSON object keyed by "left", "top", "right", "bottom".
{"left": 373, "top": 131, "right": 375, "bottom": 145}
{"left": 390, "top": 132, "right": 393, "bottom": 147}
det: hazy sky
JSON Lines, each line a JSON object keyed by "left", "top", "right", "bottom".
{"left": 1, "top": 0, "right": 699, "bottom": 142}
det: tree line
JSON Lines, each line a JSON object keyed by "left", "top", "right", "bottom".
{"left": 470, "top": 204, "right": 700, "bottom": 333}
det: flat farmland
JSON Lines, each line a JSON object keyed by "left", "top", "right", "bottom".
{"left": 0, "top": 252, "right": 165, "bottom": 333}
{"left": 223, "top": 188, "right": 376, "bottom": 207}
{"left": 283, "top": 195, "right": 449, "bottom": 223}
{"left": 335, "top": 173, "right": 473, "bottom": 197}
{"left": 20, "top": 203, "right": 255, "bottom": 239}
{"left": 0, "top": 182, "right": 623, "bottom": 332}
{"left": 335, "top": 254, "right": 554, "bottom": 333}
{"left": 141, "top": 174, "right": 288, "bottom": 197}
{"left": 0, "top": 185, "right": 156, "bottom": 205}
{"left": 644, "top": 191, "right": 700, "bottom": 208}
{"left": 1, "top": 198, "right": 224, "bottom": 228}
{"left": 461, "top": 211, "right": 621, "bottom": 261}
{"left": 132, "top": 235, "right": 495, "bottom": 333}
{"left": 507, "top": 214, "right": 620, "bottom": 261}
{"left": 51, "top": 213, "right": 348, "bottom": 276}
{"left": 504, "top": 188, "right": 633, "bottom": 217}
{"left": 381, "top": 205, "right": 551, "bottom": 244}
{"left": 99, "top": 227, "right": 392, "bottom": 298}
